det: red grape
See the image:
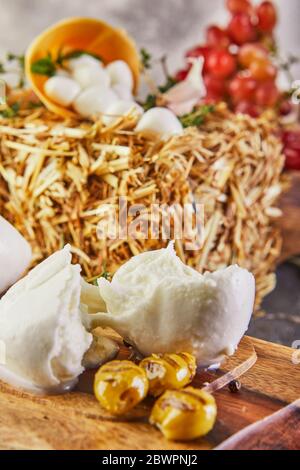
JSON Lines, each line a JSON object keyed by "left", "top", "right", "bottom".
{"left": 284, "top": 147, "right": 300, "bottom": 170}
{"left": 235, "top": 101, "right": 261, "bottom": 117}
{"left": 185, "top": 46, "right": 211, "bottom": 72}
{"left": 250, "top": 59, "right": 277, "bottom": 81}
{"left": 256, "top": 1, "right": 277, "bottom": 33}
{"left": 204, "top": 74, "right": 226, "bottom": 98}
{"left": 202, "top": 95, "right": 222, "bottom": 105}
{"left": 228, "top": 73, "right": 257, "bottom": 103}
{"left": 279, "top": 100, "right": 293, "bottom": 116}
{"left": 283, "top": 131, "right": 300, "bottom": 151}
{"left": 238, "top": 43, "right": 268, "bottom": 68}
{"left": 228, "top": 13, "right": 257, "bottom": 45}
{"left": 226, "top": 0, "right": 252, "bottom": 14}
{"left": 174, "top": 67, "right": 190, "bottom": 82}
{"left": 255, "top": 81, "right": 279, "bottom": 107}
{"left": 206, "top": 49, "right": 236, "bottom": 78}
{"left": 185, "top": 46, "right": 211, "bottom": 60}
{"left": 206, "top": 25, "right": 230, "bottom": 49}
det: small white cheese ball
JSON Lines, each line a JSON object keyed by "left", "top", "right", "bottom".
{"left": 135, "top": 107, "right": 183, "bottom": 138}
{"left": 103, "top": 100, "right": 144, "bottom": 126}
{"left": 106, "top": 60, "right": 134, "bottom": 90}
{"left": 112, "top": 83, "right": 133, "bottom": 101}
{"left": 73, "top": 64, "right": 110, "bottom": 89}
{"left": 73, "top": 86, "right": 118, "bottom": 117}
{"left": 67, "top": 54, "right": 103, "bottom": 72}
{"left": 44, "top": 76, "right": 80, "bottom": 107}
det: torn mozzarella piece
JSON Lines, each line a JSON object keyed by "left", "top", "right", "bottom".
{"left": 0, "top": 216, "right": 32, "bottom": 295}
{"left": 103, "top": 100, "right": 143, "bottom": 126}
{"left": 95, "top": 243, "right": 255, "bottom": 365}
{"left": 106, "top": 60, "right": 134, "bottom": 90}
{"left": 44, "top": 76, "right": 81, "bottom": 107}
{"left": 73, "top": 86, "right": 118, "bottom": 117}
{"left": 135, "top": 107, "right": 183, "bottom": 138}
{"left": 0, "top": 246, "right": 92, "bottom": 393}
{"left": 72, "top": 64, "right": 110, "bottom": 89}
{"left": 67, "top": 54, "right": 103, "bottom": 72}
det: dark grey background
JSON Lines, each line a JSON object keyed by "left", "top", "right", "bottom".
{"left": 0, "top": 0, "right": 299, "bottom": 347}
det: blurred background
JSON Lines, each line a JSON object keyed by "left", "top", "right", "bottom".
{"left": 0, "top": 0, "right": 299, "bottom": 346}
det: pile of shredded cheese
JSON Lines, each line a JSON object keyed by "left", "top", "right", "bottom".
{"left": 0, "top": 101, "right": 285, "bottom": 309}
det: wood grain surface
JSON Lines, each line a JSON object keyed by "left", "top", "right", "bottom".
{"left": 216, "top": 399, "right": 300, "bottom": 450}
{"left": 0, "top": 336, "right": 299, "bottom": 450}
{"left": 278, "top": 171, "right": 300, "bottom": 262}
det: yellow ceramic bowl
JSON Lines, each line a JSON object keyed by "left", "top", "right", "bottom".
{"left": 25, "top": 17, "right": 140, "bottom": 118}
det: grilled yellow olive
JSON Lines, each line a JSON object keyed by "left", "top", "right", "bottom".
{"left": 94, "top": 360, "right": 149, "bottom": 415}
{"left": 150, "top": 387, "right": 217, "bottom": 441}
{"left": 140, "top": 352, "right": 196, "bottom": 397}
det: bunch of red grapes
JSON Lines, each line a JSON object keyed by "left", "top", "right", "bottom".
{"left": 175, "top": 0, "right": 292, "bottom": 118}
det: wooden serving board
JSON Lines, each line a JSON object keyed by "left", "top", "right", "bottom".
{"left": 278, "top": 171, "right": 300, "bottom": 262}
{"left": 0, "top": 336, "right": 299, "bottom": 450}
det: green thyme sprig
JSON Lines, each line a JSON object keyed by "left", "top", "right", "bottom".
{"left": 142, "top": 77, "right": 178, "bottom": 111}
{"left": 31, "top": 49, "right": 103, "bottom": 77}
{"left": 179, "top": 105, "right": 215, "bottom": 128}
{"left": 140, "top": 48, "right": 152, "bottom": 70}
{"left": 89, "top": 264, "right": 111, "bottom": 286}
{"left": 0, "top": 52, "right": 25, "bottom": 88}
{"left": 0, "top": 102, "right": 20, "bottom": 118}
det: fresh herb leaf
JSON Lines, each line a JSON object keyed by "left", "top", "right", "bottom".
{"left": 31, "top": 49, "right": 102, "bottom": 77}
{"left": 7, "top": 53, "right": 25, "bottom": 70}
{"left": 89, "top": 264, "right": 111, "bottom": 285}
{"left": 0, "top": 101, "right": 20, "bottom": 118}
{"left": 0, "top": 63, "right": 6, "bottom": 74}
{"left": 158, "top": 76, "right": 177, "bottom": 93}
{"left": 28, "top": 100, "right": 43, "bottom": 109}
{"left": 142, "top": 93, "right": 157, "bottom": 111}
{"left": 140, "top": 48, "right": 152, "bottom": 69}
{"left": 180, "top": 104, "right": 215, "bottom": 128}
{"left": 31, "top": 54, "right": 56, "bottom": 77}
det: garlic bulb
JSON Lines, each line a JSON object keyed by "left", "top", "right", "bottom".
{"left": 0, "top": 245, "right": 93, "bottom": 393}
{"left": 106, "top": 60, "right": 134, "bottom": 90}
{"left": 73, "top": 86, "right": 118, "bottom": 117}
{"left": 44, "top": 76, "right": 81, "bottom": 106}
{"left": 135, "top": 107, "right": 183, "bottom": 138}
{"left": 0, "top": 216, "right": 32, "bottom": 295}
{"left": 103, "top": 100, "right": 143, "bottom": 126}
{"left": 95, "top": 243, "right": 255, "bottom": 365}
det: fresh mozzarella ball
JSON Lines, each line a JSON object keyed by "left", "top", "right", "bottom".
{"left": 135, "top": 107, "right": 183, "bottom": 137}
{"left": 73, "top": 86, "right": 118, "bottom": 117}
{"left": 112, "top": 83, "right": 133, "bottom": 101}
{"left": 95, "top": 243, "right": 255, "bottom": 366}
{"left": 44, "top": 76, "right": 80, "bottom": 107}
{"left": 103, "top": 100, "right": 144, "bottom": 126}
{"left": 73, "top": 65, "right": 110, "bottom": 89}
{"left": 106, "top": 60, "right": 134, "bottom": 90}
{"left": 67, "top": 54, "right": 103, "bottom": 72}
{"left": 0, "top": 216, "right": 32, "bottom": 295}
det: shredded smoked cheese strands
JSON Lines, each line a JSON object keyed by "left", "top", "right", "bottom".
{"left": 0, "top": 100, "right": 285, "bottom": 309}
